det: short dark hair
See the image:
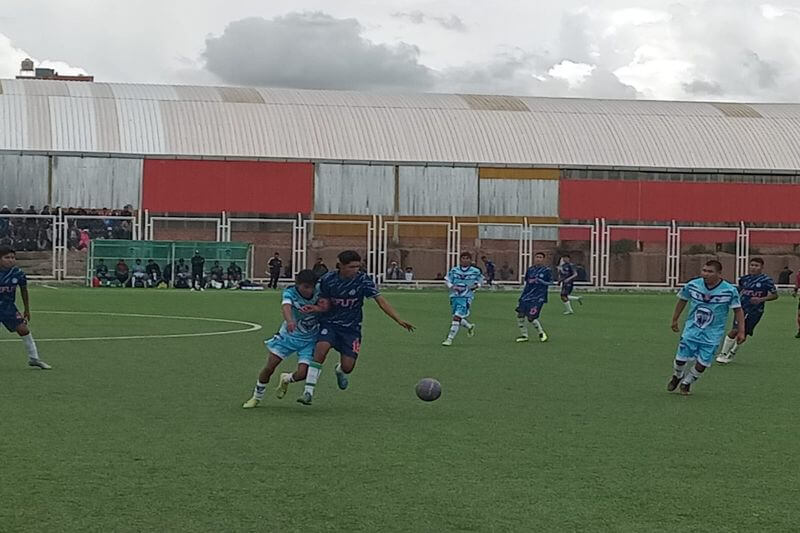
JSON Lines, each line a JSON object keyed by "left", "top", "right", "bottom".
{"left": 750, "top": 257, "right": 764, "bottom": 266}
{"left": 481, "top": 255, "right": 487, "bottom": 260}
{"left": 0, "top": 246, "right": 15, "bottom": 257}
{"left": 295, "top": 269, "right": 317, "bottom": 285}
{"left": 561, "top": 254, "right": 571, "bottom": 259}
{"left": 535, "top": 252, "right": 546, "bottom": 258}
{"left": 460, "top": 252, "right": 472, "bottom": 260}
{"left": 704, "top": 260, "right": 723, "bottom": 272}
{"left": 337, "top": 250, "right": 361, "bottom": 265}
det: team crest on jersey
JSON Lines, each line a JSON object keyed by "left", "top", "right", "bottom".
{"left": 349, "top": 289, "right": 356, "bottom": 295}
{"left": 693, "top": 306, "right": 714, "bottom": 329}
{"left": 11, "top": 278, "right": 17, "bottom": 284}
{"left": 321, "top": 328, "right": 328, "bottom": 335}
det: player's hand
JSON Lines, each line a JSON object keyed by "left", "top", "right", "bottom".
{"left": 750, "top": 297, "right": 764, "bottom": 305}
{"left": 736, "top": 331, "right": 746, "bottom": 344}
{"left": 23, "top": 310, "right": 31, "bottom": 322}
{"left": 671, "top": 320, "right": 679, "bottom": 333}
{"left": 397, "top": 319, "right": 415, "bottom": 332}
{"left": 287, "top": 321, "right": 297, "bottom": 333}
{"left": 300, "top": 305, "right": 315, "bottom": 313}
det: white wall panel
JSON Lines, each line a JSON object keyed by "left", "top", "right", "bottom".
{"left": 0, "top": 154, "right": 49, "bottom": 208}
{"left": 52, "top": 156, "right": 142, "bottom": 208}
{"left": 398, "top": 166, "right": 477, "bottom": 215}
{"left": 479, "top": 179, "right": 559, "bottom": 217}
{"left": 314, "top": 164, "right": 394, "bottom": 214}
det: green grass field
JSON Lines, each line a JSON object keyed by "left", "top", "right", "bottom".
{"left": 2, "top": 288, "right": 799, "bottom": 532}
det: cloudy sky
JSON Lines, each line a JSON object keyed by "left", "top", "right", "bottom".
{"left": 2, "top": 0, "right": 799, "bottom": 101}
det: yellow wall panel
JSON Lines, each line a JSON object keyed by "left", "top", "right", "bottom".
{"left": 479, "top": 167, "right": 560, "bottom": 180}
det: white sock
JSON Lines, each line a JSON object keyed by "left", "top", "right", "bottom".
{"left": 304, "top": 362, "right": 322, "bottom": 396}
{"left": 532, "top": 319, "right": 545, "bottom": 335}
{"left": 568, "top": 296, "right": 581, "bottom": 301}
{"left": 253, "top": 380, "right": 267, "bottom": 400}
{"left": 682, "top": 365, "right": 703, "bottom": 385}
{"left": 517, "top": 317, "right": 528, "bottom": 337}
{"left": 729, "top": 342, "right": 740, "bottom": 356}
{"left": 335, "top": 363, "right": 343, "bottom": 374}
{"left": 460, "top": 318, "right": 473, "bottom": 329}
{"left": 447, "top": 321, "right": 460, "bottom": 340}
{"left": 673, "top": 360, "right": 686, "bottom": 378}
{"left": 22, "top": 334, "right": 39, "bottom": 360}
{"left": 563, "top": 301, "right": 574, "bottom": 313}
{"left": 720, "top": 336, "right": 736, "bottom": 356}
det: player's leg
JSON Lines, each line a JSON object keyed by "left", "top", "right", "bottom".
{"left": 243, "top": 352, "right": 283, "bottom": 408}
{"left": 333, "top": 331, "right": 361, "bottom": 390}
{"left": 515, "top": 306, "right": 530, "bottom": 342}
{"left": 298, "top": 334, "right": 334, "bottom": 405}
{"left": 530, "top": 303, "right": 547, "bottom": 341}
{"left": 796, "top": 301, "right": 800, "bottom": 338}
{"left": 14, "top": 319, "right": 51, "bottom": 370}
{"left": 668, "top": 340, "right": 693, "bottom": 391}
{"left": 679, "top": 342, "right": 714, "bottom": 395}
{"left": 561, "top": 285, "right": 574, "bottom": 314}
{"left": 443, "top": 298, "right": 466, "bottom": 345}
{"left": 459, "top": 299, "right": 475, "bottom": 337}
{"left": 277, "top": 340, "right": 314, "bottom": 399}
{"left": 716, "top": 328, "right": 738, "bottom": 363}
{"left": 726, "top": 315, "right": 757, "bottom": 362}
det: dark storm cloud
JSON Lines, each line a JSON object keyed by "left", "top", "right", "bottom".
{"left": 202, "top": 13, "right": 435, "bottom": 91}
{"left": 391, "top": 11, "right": 467, "bottom": 32}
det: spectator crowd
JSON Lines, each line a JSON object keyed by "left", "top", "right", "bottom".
{"left": 0, "top": 204, "right": 136, "bottom": 252}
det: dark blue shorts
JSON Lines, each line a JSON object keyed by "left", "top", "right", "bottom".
{"left": 734, "top": 312, "right": 762, "bottom": 337}
{"left": 516, "top": 300, "right": 545, "bottom": 321}
{"left": 318, "top": 325, "right": 361, "bottom": 359}
{"left": 560, "top": 283, "right": 574, "bottom": 297}
{"left": 1, "top": 309, "right": 25, "bottom": 332}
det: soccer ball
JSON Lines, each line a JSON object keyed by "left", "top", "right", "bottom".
{"left": 415, "top": 378, "right": 442, "bottom": 402}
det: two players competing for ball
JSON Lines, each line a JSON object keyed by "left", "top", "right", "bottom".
{"left": 244, "top": 250, "right": 414, "bottom": 408}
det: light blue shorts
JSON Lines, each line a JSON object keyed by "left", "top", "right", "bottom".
{"left": 450, "top": 296, "right": 472, "bottom": 318}
{"left": 265, "top": 333, "right": 315, "bottom": 365}
{"left": 676, "top": 338, "right": 717, "bottom": 367}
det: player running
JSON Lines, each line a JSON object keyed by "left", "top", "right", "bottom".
{"left": 442, "top": 252, "right": 483, "bottom": 346}
{"left": 298, "top": 250, "right": 414, "bottom": 406}
{"left": 716, "top": 257, "right": 777, "bottom": 364}
{"left": 516, "top": 252, "right": 552, "bottom": 343}
{"left": 667, "top": 260, "right": 744, "bottom": 396}
{"left": 558, "top": 254, "right": 583, "bottom": 314}
{"left": 0, "top": 246, "right": 51, "bottom": 370}
{"left": 242, "top": 269, "right": 327, "bottom": 408}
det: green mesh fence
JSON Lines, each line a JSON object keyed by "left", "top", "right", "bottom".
{"left": 88, "top": 239, "right": 251, "bottom": 285}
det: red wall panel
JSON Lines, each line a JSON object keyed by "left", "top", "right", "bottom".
{"left": 560, "top": 180, "right": 800, "bottom": 223}
{"left": 142, "top": 160, "right": 312, "bottom": 214}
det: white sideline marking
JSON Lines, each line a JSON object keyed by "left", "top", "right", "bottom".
{"left": 0, "top": 311, "right": 262, "bottom": 342}
{"left": 41, "top": 285, "right": 60, "bottom": 290}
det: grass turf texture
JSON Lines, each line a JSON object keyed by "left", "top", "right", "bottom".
{"left": 2, "top": 288, "right": 799, "bottom": 532}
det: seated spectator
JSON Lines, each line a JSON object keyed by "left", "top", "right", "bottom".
{"left": 209, "top": 261, "right": 225, "bottom": 289}
{"left": 115, "top": 259, "right": 130, "bottom": 287}
{"left": 174, "top": 258, "right": 191, "bottom": 289}
{"left": 435, "top": 272, "right": 444, "bottom": 280}
{"left": 67, "top": 222, "right": 80, "bottom": 250}
{"left": 95, "top": 259, "right": 111, "bottom": 286}
{"left": 312, "top": 257, "right": 328, "bottom": 278}
{"left": 404, "top": 266, "right": 414, "bottom": 282}
{"left": 131, "top": 259, "right": 147, "bottom": 288}
{"left": 78, "top": 229, "right": 90, "bottom": 251}
{"left": 227, "top": 261, "right": 243, "bottom": 288}
{"left": 387, "top": 261, "right": 403, "bottom": 280}
{"left": 146, "top": 259, "right": 162, "bottom": 287}
{"left": 162, "top": 262, "right": 173, "bottom": 286}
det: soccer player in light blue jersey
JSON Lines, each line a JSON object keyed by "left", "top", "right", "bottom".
{"left": 716, "top": 257, "right": 777, "bottom": 364}
{"left": 242, "top": 269, "right": 328, "bottom": 408}
{"left": 516, "top": 252, "right": 552, "bottom": 342}
{"left": 442, "top": 252, "right": 483, "bottom": 346}
{"left": 0, "top": 246, "right": 51, "bottom": 370}
{"left": 668, "top": 260, "right": 745, "bottom": 395}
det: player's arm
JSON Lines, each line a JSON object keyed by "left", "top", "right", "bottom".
{"left": 733, "top": 307, "right": 746, "bottom": 343}
{"left": 300, "top": 298, "right": 330, "bottom": 314}
{"left": 281, "top": 302, "right": 297, "bottom": 332}
{"left": 20, "top": 285, "right": 31, "bottom": 322}
{"left": 564, "top": 269, "right": 578, "bottom": 284}
{"left": 671, "top": 298, "right": 688, "bottom": 332}
{"left": 374, "top": 295, "right": 415, "bottom": 331}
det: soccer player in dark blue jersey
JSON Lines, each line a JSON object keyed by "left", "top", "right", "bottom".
{"left": 716, "top": 257, "right": 777, "bottom": 364}
{"left": 298, "top": 250, "right": 414, "bottom": 405}
{"left": 0, "top": 246, "right": 51, "bottom": 369}
{"left": 516, "top": 252, "right": 552, "bottom": 343}
{"left": 558, "top": 254, "right": 583, "bottom": 314}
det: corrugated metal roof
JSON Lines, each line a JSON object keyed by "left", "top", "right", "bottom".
{"left": 3, "top": 78, "right": 800, "bottom": 170}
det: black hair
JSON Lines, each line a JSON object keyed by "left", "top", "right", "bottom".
{"left": 295, "top": 269, "right": 317, "bottom": 285}
{"left": 750, "top": 257, "right": 764, "bottom": 266}
{"left": 0, "top": 245, "right": 15, "bottom": 257}
{"left": 337, "top": 250, "right": 361, "bottom": 265}
{"left": 561, "top": 254, "right": 571, "bottom": 259}
{"left": 704, "top": 260, "right": 723, "bottom": 272}
{"left": 534, "top": 252, "right": 546, "bottom": 258}
{"left": 460, "top": 252, "right": 472, "bottom": 260}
